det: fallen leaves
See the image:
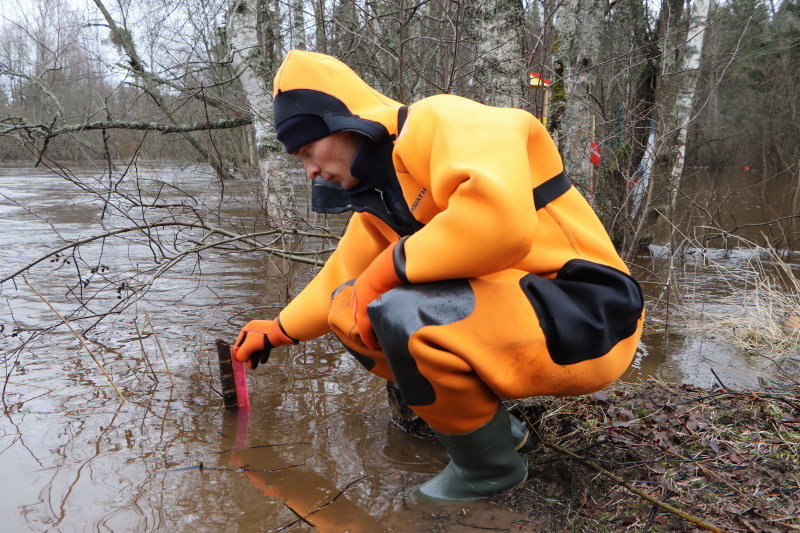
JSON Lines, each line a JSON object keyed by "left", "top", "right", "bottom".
{"left": 504, "top": 379, "right": 800, "bottom": 532}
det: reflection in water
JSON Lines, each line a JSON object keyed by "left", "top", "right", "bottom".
{"left": 218, "top": 411, "right": 379, "bottom": 532}
{"left": 652, "top": 167, "right": 800, "bottom": 250}
{"left": 1, "top": 164, "right": 795, "bottom": 531}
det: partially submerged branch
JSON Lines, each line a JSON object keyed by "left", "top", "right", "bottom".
{"left": 23, "top": 276, "right": 126, "bottom": 402}
{"left": 2, "top": 223, "right": 337, "bottom": 285}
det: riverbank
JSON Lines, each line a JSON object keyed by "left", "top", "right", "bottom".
{"left": 399, "top": 378, "right": 800, "bottom": 532}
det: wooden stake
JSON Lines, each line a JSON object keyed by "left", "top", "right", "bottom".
{"left": 216, "top": 339, "right": 239, "bottom": 409}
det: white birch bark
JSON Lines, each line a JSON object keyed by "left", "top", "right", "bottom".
{"left": 631, "top": 118, "right": 658, "bottom": 219}
{"left": 466, "top": 0, "right": 527, "bottom": 108}
{"left": 228, "top": 0, "right": 297, "bottom": 226}
{"left": 554, "top": 0, "right": 605, "bottom": 191}
{"left": 291, "top": 0, "right": 306, "bottom": 50}
{"left": 668, "top": 0, "right": 711, "bottom": 209}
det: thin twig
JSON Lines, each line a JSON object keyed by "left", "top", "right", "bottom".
{"left": 167, "top": 463, "right": 302, "bottom": 474}
{"left": 133, "top": 314, "right": 159, "bottom": 383}
{"left": 144, "top": 310, "right": 173, "bottom": 386}
{"left": 267, "top": 475, "right": 367, "bottom": 533}
{"left": 24, "top": 276, "right": 126, "bottom": 402}
{"left": 269, "top": 505, "right": 316, "bottom": 532}
{"left": 710, "top": 367, "right": 729, "bottom": 390}
{"left": 642, "top": 486, "right": 672, "bottom": 533}
{"left": 305, "top": 474, "right": 367, "bottom": 517}
{"left": 453, "top": 522, "right": 508, "bottom": 531}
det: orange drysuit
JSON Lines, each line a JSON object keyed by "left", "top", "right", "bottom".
{"left": 271, "top": 50, "right": 644, "bottom": 434}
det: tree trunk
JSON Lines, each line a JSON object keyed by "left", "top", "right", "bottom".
{"left": 668, "top": 0, "right": 711, "bottom": 209}
{"left": 91, "top": 0, "right": 237, "bottom": 181}
{"left": 291, "top": 0, "right": 307, "bottom": 50}
{"left": 330, "top": 0, "right": 360, "bottom": 59}
{"left": 228, "top": 0, "right": 298, "bottom": 227}
{"left": 464, "top": 0, "right": 527, "bottom": 108}
{"left": 554, "top": 0, "right": 605, "bottom": 191}
{"left": 312, "top": 0, "right": 328, "bottom": 53}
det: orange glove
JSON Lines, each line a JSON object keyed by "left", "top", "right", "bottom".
{"left": 352, "top": 242, "right": 404, "bottom": 350}
{"left": 232, "top": 318, "right": 297, "bottom": 370}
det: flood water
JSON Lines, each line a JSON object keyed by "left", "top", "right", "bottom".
{"left": 1, "top": 162, "right": 797, "bottom": 532}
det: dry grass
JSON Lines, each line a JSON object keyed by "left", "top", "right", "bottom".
{"left": 669, "top": 240, "right": 800, "bottom": 362}
{"left": 495, "top": 379, "right": 800, "bottom": 532}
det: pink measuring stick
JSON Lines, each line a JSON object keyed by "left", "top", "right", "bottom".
{"left": 231, "top": 359, "right": 251, "bottom": 411}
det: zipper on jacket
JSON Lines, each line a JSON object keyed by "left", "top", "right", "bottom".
{"left": 374, "top": 188, "right": 391, "bottom": 213}
{"left": 372, "top": 188, "right": 398, "bottom": 230}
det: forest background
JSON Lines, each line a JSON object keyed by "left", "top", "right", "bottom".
{"left": 1, "top": 0, "right": 799, "bottom": 255}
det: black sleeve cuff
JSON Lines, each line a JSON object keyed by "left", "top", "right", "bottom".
{"left": 393, "top": 236, "right": 410, "bottom": 284}
{"left": 277, "top": 316, "right": 300, "bottom": 344}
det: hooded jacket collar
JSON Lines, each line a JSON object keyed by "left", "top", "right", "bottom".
{"left": 273, "top": 50, "right": 421, "bottom": 235}
{"left": 311, "top": 134, "right": 422, "bottom": 236}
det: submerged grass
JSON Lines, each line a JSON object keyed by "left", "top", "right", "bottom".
{"left": 668, "top": 239, "right": 800, "bottom": 363}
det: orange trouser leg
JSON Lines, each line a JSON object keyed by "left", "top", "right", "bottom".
{"left": 328, "top": 272, "right": 643, "bottom": 436}
{"left": 328, "top": 279, "right": 498, "bottom": 434}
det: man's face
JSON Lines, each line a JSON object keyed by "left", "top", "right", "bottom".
{"left": 295, "top": 131, "right": 362, "bottom": 190}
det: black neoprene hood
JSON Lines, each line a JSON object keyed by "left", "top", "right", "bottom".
{"left": 273, "top": 89, "right": 389, "bottom": 145}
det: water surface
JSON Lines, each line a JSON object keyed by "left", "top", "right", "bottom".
{"left": 1, "top": 163, "right": 794, "bottom": 531}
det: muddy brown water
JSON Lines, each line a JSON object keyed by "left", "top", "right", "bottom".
{"left": 0, "top": 163, "right": 796, "bottom": 532}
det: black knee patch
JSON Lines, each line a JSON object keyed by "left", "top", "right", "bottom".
{"left": 368, "top": 279, "right": 475, "bottom": 406}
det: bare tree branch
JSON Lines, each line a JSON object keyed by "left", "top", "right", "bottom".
{"left": 1, "top": 117, "right": 252, "bottom": 137}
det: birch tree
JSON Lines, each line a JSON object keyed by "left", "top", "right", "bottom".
{"left": 90, "top": 0, "right": 244, "bottom": 180}
{"left": 0, "top": 0, "right": 251, "bottom": 165}
{"left": 312, "top": 0, "right": 329, "bottom": 53}
{"left": 291, "top": 0, "right": 308, "bottom": 50}
{"left": 227, "top": 0, "right": 300, "bottom": 226}
{"left": 330, "top": 0, "right": 360, "bottom": 60}
{"left": 553, "top": 0, "right": 606, "bottom": 191}
{"left": 667, "top": 0, "right": 711, "bottom": 209}
{"left": 463, "top": 0, "right": 528, "bottom": 108}
{"left": 603, "top": 0, "right": 685, "bottom": 256}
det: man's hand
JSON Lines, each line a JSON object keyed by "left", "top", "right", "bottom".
{"left": 352, "top": 242, "right": 403, "bottom": 350}
{"left": 232, "top": 319, "right": 296, "bottom": 369}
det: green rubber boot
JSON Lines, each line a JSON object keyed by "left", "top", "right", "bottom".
{"left": 414, "top": 406, "right": 529, "bottom": 502}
